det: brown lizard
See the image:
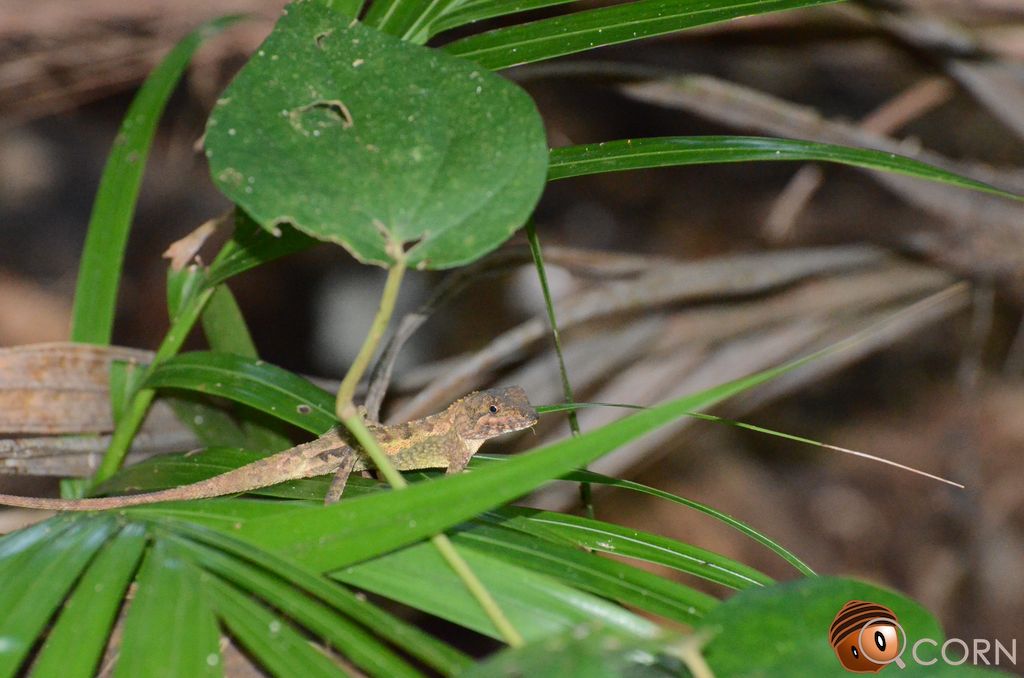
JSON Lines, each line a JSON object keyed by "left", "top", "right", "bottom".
{"left": 0, "top": 386, "right": 537, "bottom": 511}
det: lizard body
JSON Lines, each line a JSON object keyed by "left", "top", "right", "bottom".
{"left": 0, "top": 386, "right": 536, "bottom": 511}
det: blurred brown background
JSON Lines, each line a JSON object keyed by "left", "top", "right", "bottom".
{"left": 2, "top": 0, "right": 1023, "bottom": 650}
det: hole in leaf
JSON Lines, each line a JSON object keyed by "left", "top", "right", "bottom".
{"left": 314, "top": 30, "right": 333, "bottom": 49}
{"left": 288, "top": 100, "right": 353, "bottom": 136}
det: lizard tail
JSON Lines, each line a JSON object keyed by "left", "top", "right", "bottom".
{"left": 0, "top": 445, "right": 328, "bottom": 511}
{"left": 0, "top": 488, "right": 212, "bottom": 511}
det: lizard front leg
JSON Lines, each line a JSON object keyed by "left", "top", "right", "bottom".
{"left": 324, "top": 451, "right": 357, "bottom": 505}
{"left": 445, "top": 438, "right": 481, "bottom": 476}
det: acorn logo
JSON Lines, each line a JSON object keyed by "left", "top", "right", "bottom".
{"left": 829, "top": 600, "right": 905, "bottom": 673}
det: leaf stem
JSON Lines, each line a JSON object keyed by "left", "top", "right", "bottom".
{"left": 341, "top": 411, "right": 409, "bottom": 490}
{"left": 429, "top": 532, "right": 525, "bottom": 646}
{"left": 336, "top": 259, "right": 407, "bottom": 417}
{"left": 334, "top": 255, "right": 523, "bottom": 647}
{"left": 525, "top": 222, "right": 592, "bottom": 516}
{"left": 93, "top": 285, "right": 217, "bottom": 483}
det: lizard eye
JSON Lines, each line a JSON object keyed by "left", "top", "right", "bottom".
{"left": 488, "top": 405, "right": 498, "bottom": 413}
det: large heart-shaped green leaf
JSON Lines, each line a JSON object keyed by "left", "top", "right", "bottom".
{"left": 205, "top": 0, "right": 548, "bottom": 269}
{"left": 698, "top": 577, "right": 1002, "bottom": 676}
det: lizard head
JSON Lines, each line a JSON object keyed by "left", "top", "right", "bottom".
{"left": 453, "top": 386, "right": 538, "bottom": 441}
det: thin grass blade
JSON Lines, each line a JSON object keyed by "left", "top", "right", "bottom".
{"left": 538, "top": 462, "right": 815, "bottom": 576}
{"left": 430, "top": 0, "right": 578, "bottom": 38}
{"left": 487, "top": 508, "right": 774, "bottom": 589}
{"left": 548, "top": 136, "right": 1024, "bottom": 202}
{"left": 444, "top": 0, "right": 839, "bottom": 70}
{"left": 70, "top": 16, "right": 242, "bottom": 344}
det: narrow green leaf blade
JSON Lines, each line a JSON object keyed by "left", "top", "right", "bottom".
{"left": 569, "top": 467, "right": 815, "bottom": 577}
{"left": 444, "top": 0, "right": 839, "bottom": 70}
{"left": 133, "top": 499, "right": 303, "bottom": 527}
{"left": 201, "top": 284, "right": 259, "bottom": 358}
{"left": 0, "top": 514, "right": 76, "bottom": 562}
{"left": 361, "top": 0, "right": 410, "bottom": 32}
{"left": 430, "top": 0, "right": 578, "bottom": 38}
{"left": 487, "top": 508, "right": 775, "bottom": 590}
{"left": 548, "top": 136, "right": 1024, "bottom": 202}
{"left": 452, "top": 522, "right": 717, "bottom": 624}
{"left": 362, "top": 0, "right": 423, "bottom": 35}
{"left": 167, "top": 265, "right": 206, "bottom": 321}
{"left": 115, "top": 540, "right": 222, "bottom": 678}
{"left": 474, "top": 454, "right": 815, "bottom": 576}
{"left": 144, "top": 352, "right": 337, "bottom": 433}
{"left": 206, "top": 575, "right": 345, "bottom": 677}
{"left": 32, "top": 524, "right": 149, "bottom": 678}
{"left": 164, "top": 519, "right": 471, "bottom": 675}
{"left": 108, "top": 359, "right": 147, "bottom": 425}
{"left": 402, "top": 0, "right": 470, "bottom": 42}
{"left": 197, "top": 284, "right": 296, "bottom": 452}
{"left": 0, "top": 517, "right": 116, "bottom": 676}
{"left": 330, "top": 0, "right": 368, "bottom": 15}
{"left": 162, "top": 393, "right": 252, "bottom": 449}
{"left": 168, "top": 535, "right": 422, "bottom": 678}
{"left": 334, "top": 540, "right": 660, "bottom": 641}
{"left": 70, "top": 16, "right": 241, "bottom": 344}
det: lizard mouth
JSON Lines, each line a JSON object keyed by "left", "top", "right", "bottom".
{"left": 469, "top": 412, "right": 538, "bottom": 439}
{"left": 513, "top": 415, "right": 539, "bottom": 432}
{"left": 512, "top": 410, "right": 540, "bottom": 431}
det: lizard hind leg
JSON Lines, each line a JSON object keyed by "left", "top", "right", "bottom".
{"left": 324, "top": 453, "right": 357, "bottom": 505}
